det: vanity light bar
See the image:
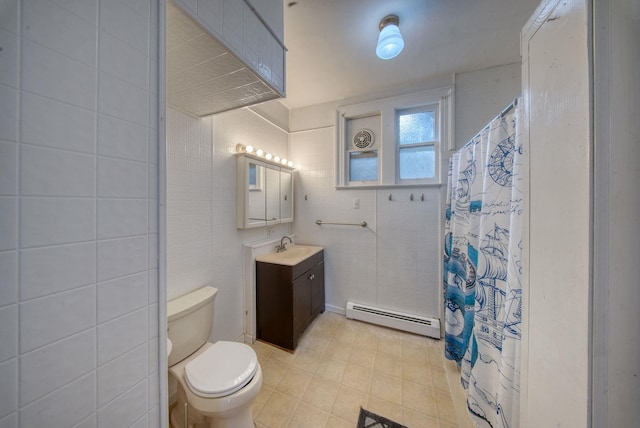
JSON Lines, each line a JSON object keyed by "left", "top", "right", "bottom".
{"left": 236, "top": 144, "right": 294, "bottom": 168}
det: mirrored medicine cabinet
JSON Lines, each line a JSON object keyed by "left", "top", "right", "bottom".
{"left": 236, "top": 154, "right": 294, "bottom": 229}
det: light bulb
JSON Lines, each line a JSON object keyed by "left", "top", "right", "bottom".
{"left": 245, "top": 145, "right": 254, "bottom": 153}
{"left": 281, "top": 158, "right": 288, "bottom": 165}
{"left": 274, "top": 156, "right": 281, "bottom": 163}
{"left": 287, "top": 161, "right": 294, "bottom": 167}
{"left": 256, "top": 149, "right": 264, "bottom": 157}
{"left": 376, "top": 15, "right": 404, "bottom": 60}
{"left": 265, "top": 153, "right": 273, "bottom": 160}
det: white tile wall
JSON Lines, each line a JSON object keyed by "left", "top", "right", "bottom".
{"left": 290, "top": 111, "right": 442, "bottom": 319}
{"left": 22, "top": 39, "right": 96, "bottom": 110}
{"left": 20, "top": 145, "right": 96, "bottom": 197}
{"left": 19, "top": 329, "right": 96, "bottom": 406}
{"left": 19, "top": 372, "right": 96, "bottom": 428}
{"left": 20, "top": 242, "right": 96, "bottom": 300}
{"left": 20, "top": 92, "right": 96, "bottom": 153}
{"left": 0, "top": 1, "right": 162, "bottom": 426}
{"left": 166, "top": 107, "right": 289, "bottom": 344}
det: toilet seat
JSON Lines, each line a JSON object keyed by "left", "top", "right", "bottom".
{"left": 185, "top": 341, "right": 258, "bottom": 398}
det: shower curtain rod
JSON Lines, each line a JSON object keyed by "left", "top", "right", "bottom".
{"left": 500, "top": 97, "right": 518, "bottom": 117}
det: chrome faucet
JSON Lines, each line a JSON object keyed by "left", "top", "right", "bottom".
{"left": 276, "top": 236, "right": 293, "bottom": 252}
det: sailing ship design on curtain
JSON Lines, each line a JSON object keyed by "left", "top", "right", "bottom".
{"left": 443, "top": 99, "right": 524, "bottom": 428}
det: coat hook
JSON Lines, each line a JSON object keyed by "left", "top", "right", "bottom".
{"left": 388, "top": 194, "right": 392, "bottom": 201}
{"left": 410, "top": 193, "right": 414, "bottom": 201}
{"left": 421, "top": 193, "right": 424, "bottom": 201}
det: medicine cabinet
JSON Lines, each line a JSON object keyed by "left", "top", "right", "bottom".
{"left": 236, "top": 154, "right": 294, "bottom": 229}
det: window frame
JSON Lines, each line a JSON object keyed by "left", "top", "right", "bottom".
{"left": 396, "top": 104, "right": 439, "bottom": 184}
{"left": 336, "top": 86, "right": 453, "bottom": 189}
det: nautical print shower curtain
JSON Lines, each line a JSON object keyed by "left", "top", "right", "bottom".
{"left": 443, "top": 99, "right": 524, "bottom": 428}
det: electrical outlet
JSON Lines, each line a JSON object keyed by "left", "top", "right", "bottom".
{"left": 267, "top": 227, "right": 276, "bottom": 236}
{"left": 353, "top": 198, "right": 360, "bottom": 209}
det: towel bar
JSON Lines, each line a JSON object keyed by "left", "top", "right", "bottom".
{"left": 315, "top": 219, "right": 367, "bottom": 227}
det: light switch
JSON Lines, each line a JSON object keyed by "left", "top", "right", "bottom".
{"left": 353, "top": 198, "right": 360, "bottom": 209}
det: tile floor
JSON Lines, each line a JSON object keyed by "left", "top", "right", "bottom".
{"left": 250, "top": 311, "right": 474, "bottom": 428}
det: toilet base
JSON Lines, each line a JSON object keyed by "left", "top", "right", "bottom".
{"left": 168, "top": 342, "right": 262, "bottom": 428}
{"left": 170, "top": 398, "right": 256, "bottom": 428}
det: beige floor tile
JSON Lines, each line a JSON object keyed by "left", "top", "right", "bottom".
{"left": 431, "top": 366, "right": 450, "bottom": 391}
{"left": 261, "top": 358, "right": 289, "bottom": 389}
{"left": 302, "top": 376, "right": 340, "bottom": 413}
{"left": 403, "top": 359, "right": 433, "bottom": 387}
{"left": 348, "top": 348, "right": 376, "bottom": 369}
{"left": 255, "top": 390, "right": 298, "bottom": 428}
{"left": 287, "top": 402, "right": 329, "bottom": 428}
{"left": 377, "top": 337, "right": 403, "bottom": 357}
{"left": 331, "top": 386, "right": 368, "bottom": 424}
{"left": 276, "top": 367, "right": 313, "bottom": 397}
{"left": 370, "top": 372, "right": 402, "bottom": 405}
{"left": 322, "top": 341, "right": 352, "bottom": 362}
{"left": 271, "top": 347, "right": 297, "bottom": 365}
{"left": 403, "top": 380, "right": 438, "bottom": 418}
{"left": 251, "top": 385, "right": 273, "bottom": 416}
{"left": 402, "top": 408, "right": 440, "bottom": 428}
{"left": 341, "top": 363, "right": 372, "bottom": 393}
{"left": 352, "top": 330, "right": 379, "bottom": 352}
{"left": 299, "top": 330, "right": 331, "bottom": 352}
{"left": 435, "top": 392, "right": 458, "bottom": 424}
{"left": 366, "top": 395, "right": 403, "bottom": 424}
{"left": 247, "top": 313, "right": 472, "bottom": 428}
{"left": 292, "top": 347, "right": 323, "bottom": 373}
{"left": 315, "top": 357, "right": 347, "bottom": 382}
{"left": 252, "top": 340, "right": 277, "bottom": 360}
{"left": 374, "top": 351, "right": 403, "bottom": 378}
{"left": 326, "top": 415, "right": 353, "bottom": 428}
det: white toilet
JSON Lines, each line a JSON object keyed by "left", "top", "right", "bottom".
{"left": 167, "top": 286, "right": 262, "bottom": 428}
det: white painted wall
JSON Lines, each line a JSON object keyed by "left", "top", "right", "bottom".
{"left": 0, "top": 0, "right": 162, "bottom": 426}
{"left": 454, "top": 63, "right": 522, "bottom": 149}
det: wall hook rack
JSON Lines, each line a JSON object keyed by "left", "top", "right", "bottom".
{"left": 410, "top": 193, "right": 414, "bottom": 201}
{"left": 421, "top": 193, "right": 424, "bottom": 201}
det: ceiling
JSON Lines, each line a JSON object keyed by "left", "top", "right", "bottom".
{"left": 280, "top": 0, "right": 540, "bottom": 110}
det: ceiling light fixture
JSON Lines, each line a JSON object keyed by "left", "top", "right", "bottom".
{"left": 376, "top": 14, "right": 404, "bottom": 60}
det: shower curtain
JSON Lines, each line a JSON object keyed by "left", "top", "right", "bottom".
{"left": 443, "top": 99, "right": 524, "bottom": 428}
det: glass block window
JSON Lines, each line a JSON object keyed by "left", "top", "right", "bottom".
{"left": 397, "top": 106, "right": 438, "bottom": 182}
{"left": 349, "top": 150, "right": 378, "bottom": 182}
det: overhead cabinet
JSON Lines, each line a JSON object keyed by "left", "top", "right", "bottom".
{"left": 168, "top": 0, "right": 285, "bottom": 116}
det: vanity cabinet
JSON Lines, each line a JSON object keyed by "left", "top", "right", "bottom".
{"left": 256, "top": 250, "right": 324, "bottom": 351}
{"left": 236, "top": 154, "right": 294, "bottom": 229}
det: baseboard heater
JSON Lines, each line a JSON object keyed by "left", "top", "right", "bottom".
{"left": 346, "top": 302, "right": 440, "bottom": 339}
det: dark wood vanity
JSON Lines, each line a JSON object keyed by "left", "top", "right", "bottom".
{"left": 256, "top": 249, "right": 324, "bottom": 351}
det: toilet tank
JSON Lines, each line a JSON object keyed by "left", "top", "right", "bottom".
{"left": 167, "top": 286, "right": 217, "bottom": 366}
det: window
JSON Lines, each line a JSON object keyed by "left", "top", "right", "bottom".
{"left": 397, "top": 106, "right": 437, "bottom": 182}
{"left": 336, "top": 87, "right": 452, "bottom": 188}
{"left": 349, "top": 151, "right": 378, "bottom": 182}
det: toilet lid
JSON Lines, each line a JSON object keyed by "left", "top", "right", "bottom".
{"left": 185, "top": 341, "right": 258, "bottom": 398}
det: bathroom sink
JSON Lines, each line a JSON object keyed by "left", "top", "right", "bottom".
{"left": 255, "top": 245, "right": 323, "bottom": 266}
